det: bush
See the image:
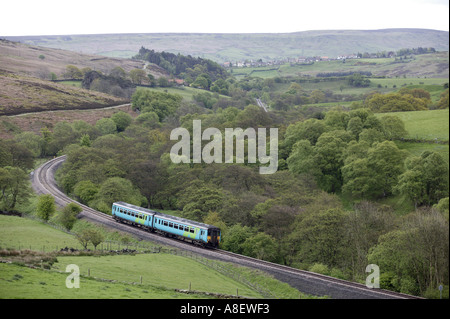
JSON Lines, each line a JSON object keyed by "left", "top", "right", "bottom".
{"left": 36, "top": 194, "right": 56, "bottom": 221}
{"left": 309, "top": 263, "right": 330, "bottom": 276}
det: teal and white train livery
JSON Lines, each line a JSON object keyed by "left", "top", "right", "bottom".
{"left": 112, "top": 201, "right": 221, "bottom": 248}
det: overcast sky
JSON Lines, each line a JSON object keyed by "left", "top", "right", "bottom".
{"left": 1, "top": 0, "right": 449, "bottom": 36}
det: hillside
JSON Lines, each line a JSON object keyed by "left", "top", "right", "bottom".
{"left": 0, "top": 39, "right": 168, "bottom": 115}
{"left": 0, "top": 39, "right": 167, "bottom": 80}
{"left": 5, "top": 29, "right": 449, "bottom": 62}
{"left": 0, "top": 70, "right": 127, "bottom": 115}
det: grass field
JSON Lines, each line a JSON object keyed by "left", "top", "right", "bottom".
{"left": 376, "top": 109, "right": 449, "bottom": 163}
{"left": 0, "top": 215, "right": 304, "bottom": 299}
{"left": 0, "top": 263, "right": 206, "bottom": 299}
{"left": 54, "top": 254, "right": 262, "bottom": 298}
{"left": 378, "top": 108, "right": 449, "bottom": 141}
{"left": 396, "top": 141, "right": 449, "bottom": 164}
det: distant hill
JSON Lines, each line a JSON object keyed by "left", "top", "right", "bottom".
{"left": 5, "top": 29, "right": 449, "bottom": 63}
{"left": 0, "top": 39, "right": 167, "bottom": 80}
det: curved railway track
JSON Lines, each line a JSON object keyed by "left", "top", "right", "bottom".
{"left": 31, "top": 155, "right": 422, "bottom": 299}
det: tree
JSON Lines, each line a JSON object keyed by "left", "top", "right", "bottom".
{"left": 342, "top": 157, "right": 375, "bottom": 199}
{"left": 58, "top": 203, "right": 82, "bottom": 230}
{"left": 345, "top": 201, "right": 396, "bottom": 280}
{"left": 368, "top": 209, "right": 449, "bottom": 295}
{"left": 131, "top": 89, "right": 182, "bottom": 121}
{"left": 75, "top": 229, "right": 91, "bottom": 249}
{"left": 342, "top": 140, "right": 407, "bottom": 199}
{"left": 281, "top": 118, "right": 327, "bottom": 158}
{"left": 365, "top": 92, "right": 428, "bottom": 112}
{"left": 73, "top": 180, "right": 98, "bottom": 204}
{"left": 366, "top": 141, "right": 407, "bottom": 197}
{"left": 309, "top": 89, "right": 326, "bottom": 103}
{"left": 0, "top": 166, "right": 32, "bottom": 211}
{"left": 135, "top": 112, "right": 160, "bottom": 129}
{"left": 15, "top": 131, "right": 43, "bottom": 158}
{"left": 75, "top": 228, "right": 105, "bottom": 250}
{"left": 128, "top": 159, "right": 164, "bottom": 209}
{"left": 96, "top": 177, "right": 143, "bottom": 210}
{"left": 347, "top": 73, "right": 370, "bottom": 87}
{"left": 221, "top": 224, "right": 256, "bottom": 254}
{"left": 436, "top": 89, "right": 449, "bottom": 109}
{"left": 159, "top": 77, "right": 172, "bottom": 87}
{"left": 88, "top": 229, "right": 105, "bottom": 250}
{"left": 178, "top": 180, "right": 224, "bottom": 222}
{"left": 109, "top": 67, "right": 126, "bottom": 80}
{"left": 313, "top": 131, "right": 349, "bottom": 193}
{"left": 290, "top": 208, "right": 349, "bottom": 268}
{"left": 95, "top": 118, "right": 117, "bottom": 135}
{"left": 79, "top": 134, "right": 92, "bottom": 147}
{"left": 287, "top": 139, "right": 320, "bottom": 179}
{"left": 65, "top": 65, "right": 83, "bottom": 79}
{"left": 210, "top": 78, "right": 229, "bottom": 95}
{"left": 129, "top": 68, "right": 146, "bottom": 85}
{"left": 1, "top": 140, "right": 34, "bottom": 170}
{"left": 242, "top": 232, "right": 279, "bottom": 262}
{"left": 396, "top": 151, "right": 449, "bottom": 207}
{"left": 111, "top": 111, "right": 132, "bottom": 132}
{"left": 36, "top": 194, "right": 56, "bottom": 221}
{"left": 379, "top": 115, "right": 407, "bottom": 140}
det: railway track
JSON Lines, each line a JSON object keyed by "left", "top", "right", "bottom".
{"left": 31, "top": 155, "right": 422, "bottom": 299}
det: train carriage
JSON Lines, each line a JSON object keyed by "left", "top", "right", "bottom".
{"left": 112, "top": 202, "right": 221, "bottom": 248}
{"left": 112, "top": 202, "right": 156, "bottom": 231}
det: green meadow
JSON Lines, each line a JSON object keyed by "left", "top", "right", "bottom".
{"left": 0, "top": 215, "right": 303, "bottom": 299}
{"left": 382, "top": 108, "right": 449, "bottom": 141}
{"left": 377, "top": 108, "right": 449, "bottom": 163}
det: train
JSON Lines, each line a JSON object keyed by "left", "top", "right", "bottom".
{"left": 112, "top": 201, "right": 221, "bottom": 248}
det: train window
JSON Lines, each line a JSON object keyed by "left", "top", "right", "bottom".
{"left": 163, "top": 221, "right": 168, "bottom": 226}
{"left": 184, "top": 226, "right": 189, "bottom": 232}
{"left": 174, "top": 224, "right": 178, "bottom": 229}
{"left": 190, "top": 228, "right": 195, "bottom": 234}
{"left": 169, "top": 222, "right": 173, "bottom": 228}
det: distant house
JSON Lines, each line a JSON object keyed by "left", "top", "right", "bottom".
{"left": 169, "top": 78, "right": 185, "bottom": 86}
